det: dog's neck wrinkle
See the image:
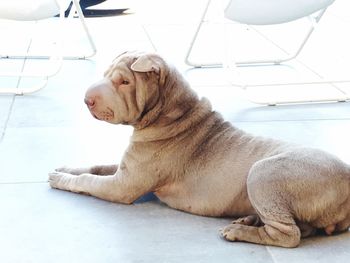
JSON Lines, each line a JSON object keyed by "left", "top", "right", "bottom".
{"left": 131, "top": 67, "right": 174, "bottom": 130}
{"left": 132, "top": 66, "right": 216, "bottom": 141}
{"left": 132, "top": 67, "right": 197, "bottom": 132}
{"left": 132, "top": 93, "right": 163, "bottom": 129}
{"left": 155, "top": 79, "right": 197, "bottom": 125}
{"left": 132, "top": 98, "right": 212, "bottom": 142}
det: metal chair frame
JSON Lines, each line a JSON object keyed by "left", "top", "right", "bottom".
{"left": 185, "top": 0, "right": 350, "bottom": 105}
{"left": 0, "top": 0, "right": 97, "bottom": 95}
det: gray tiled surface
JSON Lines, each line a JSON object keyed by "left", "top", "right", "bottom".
{"left": 0, "top": 125, "right": 131, "bottom": 183}
{"left": 0, "top": 96, "right": 13, "bottom": 128}
{"left": 0, "top": 183, "right": 273, "bottom": 263}
{"left": 268, "top": 232, "right": 350, "bottom": 263}
{"left": 8, "top": 61, "right": 96, "bottom": 128}
{"left": 1, "top": 0, "right": 350, "bottom": 262}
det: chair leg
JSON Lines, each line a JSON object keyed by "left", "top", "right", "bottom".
{"left": 69, "top": 0, "right": 97, "bottom": 59}
{"left": 184, "top": 0, "right": 218, "bottom": 67}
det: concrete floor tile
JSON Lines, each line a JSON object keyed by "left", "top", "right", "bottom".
{"left": 0, "top": 125, "right": 132, "bottom": 183}
{"left": 185, "top": 67, "right": 231, "bottom": 87}
{"left": 229, "top": 101, "right": 350, "bottom": 122}
{"left": 235, "top": 120, "right": 350, "bottom": 163}
{"left": 142, "top": 24, "right": 195, "bottom": 66}
{"left": 8, "top": 60, "right": 98, "bottom": 128}
{"left": 0, "top": 59, "right": 24, "bottom": 95}
{"left": 268, "top": 232, "right": 350, "bottom": 263}
{"left": 0, "top": 96, "right": 14, "bottom": 129}
{"left": 190, "top": 85, "right": 350, "bottom": 122}
{"left": 0, "top": 183, "right": 273, "bottom": 263}
{"left": 8, "top": 93, "right": 86, "bottom": 128}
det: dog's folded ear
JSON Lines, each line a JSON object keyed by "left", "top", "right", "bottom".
{"left": 131, "top": 54, "right": 160, "bottom": 73}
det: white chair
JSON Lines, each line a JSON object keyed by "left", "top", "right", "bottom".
{"left": 0, "top": 0, "right": 97, "bottom": 95}
{"left": 185, "top": 0, "right": 350, "bottom": 105}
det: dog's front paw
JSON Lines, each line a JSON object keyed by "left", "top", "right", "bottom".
{"left": 48, "top": 171, "right": 66, "bottom": 189}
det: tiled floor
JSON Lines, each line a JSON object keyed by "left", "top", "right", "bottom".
{"left": 1, "top": 0, "right": 350, "bottom": 262}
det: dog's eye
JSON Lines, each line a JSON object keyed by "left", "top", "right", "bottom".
{"left": 121, "top": 80, "right": 129, "bottom": 85}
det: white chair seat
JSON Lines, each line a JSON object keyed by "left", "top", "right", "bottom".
{"left": 225, "top": 0, "right": 336, "bottom": 25}
{"left": 0, "top": 0, "right": 96, "bottom": 95}
{"left": 0, "top": 0, "right": 68, "bottom": 21}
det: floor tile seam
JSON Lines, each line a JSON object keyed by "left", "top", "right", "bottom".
{"left": 0, "top": 126, "right": 5, "bottom": 143}
{"left": 266, "top": 246, "right": 279, "bottom": 263}
{"left": 189, "top": 83, "right": 350, "bottom": 89}
{"left": 0, "top": 181, "right": 48, "bottom": 185}
{"left": 4, "top": 124, "right": 84, "bottom": 129}
{"left": 0, "top": 96, "right": 16, "bottom": 144}
{"left": 190, "top": 84, "right": 232, "bottom": 88}
{"left": 0, "top": 36, "right": 32, "bottom": 143}
{"left": 189, "top": 82, "right": 350, "bottom": 88}
{"left": 142, "top": 23, "right": 196, "bottom": 27}
{"left": 4, "top": 117, "right": 350, "bottom": 130}
{"left": 142, "top": 22, "right": 224, "bottom": 27}
{"left": 233, "top": 117, "right": 350, "bottom": 123}
{"left": 141, "top": 24, "right": 157, "bottom": 52}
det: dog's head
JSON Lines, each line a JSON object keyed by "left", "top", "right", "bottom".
{"left": 84, "top": 51, "right": 168, "bottom": 126}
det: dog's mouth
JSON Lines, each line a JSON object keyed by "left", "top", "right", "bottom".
{"left": 87, "top": 109, "right": 99, "bottom": 120}
{"left": 89, "top": 108, "right": 114, "bottom": 122}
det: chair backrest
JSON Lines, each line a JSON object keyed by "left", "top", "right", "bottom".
{"left": 0, "top": 0, "right": 70, "bottom": 21}
{"left": 224, "top": 0, "right": 336, "bottom": 25}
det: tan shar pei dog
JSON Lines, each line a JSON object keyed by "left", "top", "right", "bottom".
{"left": 49, "top": 51, "right": 350, "bottom": 248}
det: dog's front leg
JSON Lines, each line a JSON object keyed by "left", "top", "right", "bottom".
{"left": 55, "top": 164, "right": 119, "bottom": 176}
{"left": 49, "top": 169, "right": 148, "bottom": 204}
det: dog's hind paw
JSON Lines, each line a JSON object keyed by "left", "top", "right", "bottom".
{"left": 220, "top": 224, "right": 246, "bottom": 242}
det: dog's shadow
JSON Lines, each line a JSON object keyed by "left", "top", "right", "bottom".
{"left": 134, "top": 192, "right": 159, "bottom": 203}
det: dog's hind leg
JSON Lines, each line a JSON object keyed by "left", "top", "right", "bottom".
{"left": 334, "top": 216, "right": 350, "bottom": 234}
{"left": 221, "top": 191, "right": 301, "bottom": 248}
{"left": 296, "top": 221, "right": 317, "bottom": 238}
{"left": 221, "top": 191, "right": 301, "bottom": 247}
{"left": 221, "top": 159, "right": 302, "bottom": 247}
{"left": 221, "top": 218, "right": 301, "bottom": 248}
